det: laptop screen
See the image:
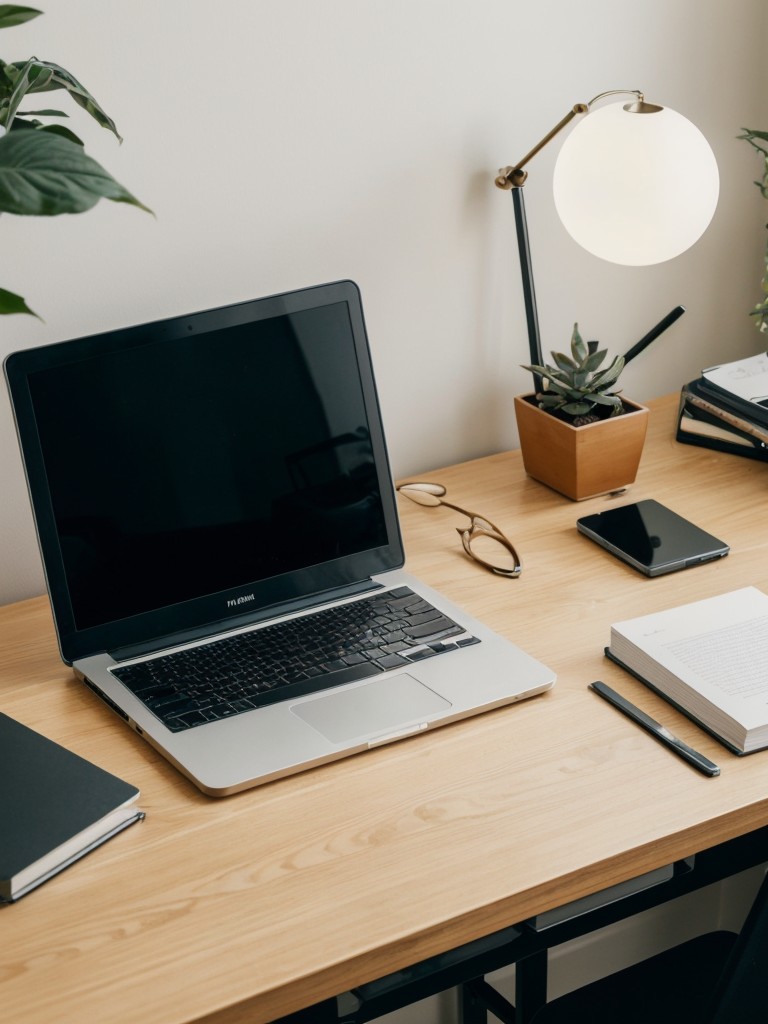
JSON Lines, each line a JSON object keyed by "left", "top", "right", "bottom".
{"left": 6, "top": 281, "right": 404, "bottom": 662}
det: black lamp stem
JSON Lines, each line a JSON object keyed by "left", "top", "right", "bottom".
{"left": 511, "top": 187, "right": 543, "bottom": 395}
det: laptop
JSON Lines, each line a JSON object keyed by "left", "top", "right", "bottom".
{"left": 4, "top": 280, "right": 555, "bottom": 796}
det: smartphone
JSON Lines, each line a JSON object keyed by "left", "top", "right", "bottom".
{"left": 576, "top": 499, "right": 729, "bottom": 577}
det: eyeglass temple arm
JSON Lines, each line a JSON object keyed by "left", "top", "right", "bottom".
{"left": 439, "top": 498, "right": 516, "bottom": 544}
{"left": 433, "top": 496, "right": 485, "bottom": 520}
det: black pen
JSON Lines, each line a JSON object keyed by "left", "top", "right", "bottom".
{"left": 589, "top": 680, "right": 719, "bottom": 777}
{"left": 623, "top": 306, "right": 686, "bottom": 365}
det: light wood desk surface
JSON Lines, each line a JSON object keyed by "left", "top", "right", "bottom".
{"left": 2, "top": 394, "right": 768, "bottom": 1024}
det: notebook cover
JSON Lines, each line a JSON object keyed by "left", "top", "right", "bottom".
{"left": 0, "top": 713, "right": 142, "bottom": 900}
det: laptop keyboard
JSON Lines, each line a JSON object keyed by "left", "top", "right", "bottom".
{"left": 112, "top": 586, "right": 479, "bottom": 732}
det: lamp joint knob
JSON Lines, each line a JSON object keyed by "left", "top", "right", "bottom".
{"left": 495, "top": 166, "right": 528, "bottom": 189}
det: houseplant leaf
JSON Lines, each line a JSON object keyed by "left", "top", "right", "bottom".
{"left": 3, "top": 58, "right": 120, "bottom": 138}
{"left": 552, "top": 351, "right": 578, "bottom": 373}
{"left": 0, "top": 129, "right": 151, "bottom": 214}
{"left": 1, "top": 55, "right": 52, "bottom": 128}
{"left": 0, "top": 285, "right": 39, "bottom": 316}
{"left": 588, "top": 355, "right": 625, "bottom": 390}
{"left": 0, "top": 7, "right": 150, "bottom": 315}
{"left": 570, "top": 323, "right": 588, "bottom": 363}
{"left": 12, "top": 118, "right": 83, "bottom": 145}
{"left": 581, "top": 348, "right": 607, "bottom": 373}
{"left": 0, "top": 6, "right": 41, "bottom": 29}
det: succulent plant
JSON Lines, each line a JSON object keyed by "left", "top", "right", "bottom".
{"left": 522, "top": 323, "right": 625, "bottom": 426}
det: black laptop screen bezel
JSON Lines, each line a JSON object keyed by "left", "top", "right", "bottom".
{"left": 4, "top": 280, "right": 405, "bottom": 664}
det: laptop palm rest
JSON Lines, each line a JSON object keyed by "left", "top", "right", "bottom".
{"left": 291, "top": 674, "right": 450, "bottom": 745}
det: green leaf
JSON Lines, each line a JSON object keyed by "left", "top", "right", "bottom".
{"left": 5, "top": 58, "right": 121, "bottom": 139}
{"left": 570, "top": 323, "right": 588, "bottom": 364}
{"left": 0, "top": 56, "right": 52, "bottom": 129}
{"left": 589, "top": 355, "right": 625, "bottom": 391}
{"left": 591, "top": 392, "right": 623, "bottom": 408}
{"left": 582, "top": 348, "right": 607, "bottom": 373}
{"left": 551, "top": 350, "right": 578, "bottom": 373}
{"left": 0, "top": 129, "right": 152, "bottom": 215}
{"left": 0, "top": 284, "right": 40, "bottom": 317}
{"left": 0, "top": 5, "right": 41, "bottom": 29}
{"left": 17, "top": 108, "right": 70, "bottom": 118}
{"left": 542, "top": 379, "right": 571, "bottom": 397}
{"left": 522, "top": 364, "right": 571, "bottom": 387}
{"left": 11, "top": 119, "right": 84, "bottom": 145}
{"left": 38, "top": 122, "right": 84, "bottom": 145}
{"left": 740, "top": 128, "right": 768, "bottom": 143}
{"left": 561, "top": 402, "right": 592, "bottom": 415}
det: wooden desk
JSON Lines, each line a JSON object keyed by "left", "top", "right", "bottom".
{"left": 2, "top": 395, "right": 768, "bottom": 1024}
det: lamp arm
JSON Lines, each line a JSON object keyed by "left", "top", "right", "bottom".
{"left": 495, "top": 89, "right": 646, "bottom": 190}
{"left": 496, "top": 104, "right": 587, "bottom": 190}
{"left": 497, "top": 88, "right": 650, "bottom": 390}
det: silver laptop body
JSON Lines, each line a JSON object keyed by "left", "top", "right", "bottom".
{"left": 5, "top": 280, "right": 555, "bottom": 795}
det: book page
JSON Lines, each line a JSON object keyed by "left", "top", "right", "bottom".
{"left": 703, "top": 352, "right": 768, "bottom": 405}
{"left": 611, "top": 587, "right": 768, "bottom": 732}
{"left": 663, "top": 616, "right": 768, "bottom": 701}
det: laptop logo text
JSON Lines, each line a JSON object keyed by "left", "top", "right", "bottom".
{"left": 227, "top": 593, "right": 255, "bottom": 609}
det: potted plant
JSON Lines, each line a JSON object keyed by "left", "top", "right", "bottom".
{"left": 0, "top": 5, "right": 150, "bottom": 318}
{"left": 739, "top": 127, "right": 768, "bottom": 334}
{"left": 514, "top": 323, "right": 649, "bottom": 501}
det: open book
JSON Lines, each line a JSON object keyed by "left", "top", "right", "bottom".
{"left": 606, "top": 588, "right": 768, "bottom": 755}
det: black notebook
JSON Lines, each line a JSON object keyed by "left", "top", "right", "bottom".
{"left": 0, "top": 713, "right": 143, "bottom": 902}
{"left": 699, "top": 354, "right": 768, "bottom": 429}
{"left": 676, "top": 379, "right": 768, "bottom": 462}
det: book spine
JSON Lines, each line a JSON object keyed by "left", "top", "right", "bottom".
{"left": 696, "top": 377, "right": 768, "bottom": 431}
{"left": 683, "top": 382, "right": 768, "bottom": 445}
{"left": 677, "top": 388, "right": 768, "bottom": 462}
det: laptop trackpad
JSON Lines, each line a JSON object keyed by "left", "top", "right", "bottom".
{"left": 291, "top": 673, "right": 451, "bottom": 745}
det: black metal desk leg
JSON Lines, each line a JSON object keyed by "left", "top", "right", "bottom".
{"left": 515, "top": 950, "right": 548, "bottom": 1023}
{"left": 460, "top": 978, "right": 517, "bottom": 1023}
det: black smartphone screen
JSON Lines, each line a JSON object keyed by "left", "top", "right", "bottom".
{"left": 576, "top": 499, "right": 729, "bottom": 576}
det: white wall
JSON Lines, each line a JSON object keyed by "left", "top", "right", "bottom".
{"left": 1, "top": 0, "right": 766, "bottom": 601}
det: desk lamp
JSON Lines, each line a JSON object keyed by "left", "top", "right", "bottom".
{"left": 495, "top": 90, "right": 719, "bottom": 384}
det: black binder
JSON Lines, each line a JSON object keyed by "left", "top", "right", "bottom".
{"left": 697, "top": 363, "right": 768, "bottom": 430}
{"left": 676, "top": 380, "right": 768, "bottom": 463}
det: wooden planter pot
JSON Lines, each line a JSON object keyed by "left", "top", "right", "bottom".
{"left": 514, "top": 394, "right": 649, "bottom": 501}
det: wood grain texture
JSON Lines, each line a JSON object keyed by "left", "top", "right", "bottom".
{"left": 2, "top": 395, "right": 768, "bottom": 1024}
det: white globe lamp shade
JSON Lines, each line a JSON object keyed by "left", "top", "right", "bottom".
{"left": 552, "top": 102, "right": 719, "bottom": 265}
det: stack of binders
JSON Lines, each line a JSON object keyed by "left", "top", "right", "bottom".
{"left": 677, "top": 353, "right": 768, "bottom": 462}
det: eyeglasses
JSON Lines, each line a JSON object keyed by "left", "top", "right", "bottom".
{"left": 396, "top": 482, "right": 522, "bottom": 578}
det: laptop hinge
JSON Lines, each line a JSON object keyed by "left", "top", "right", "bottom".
{"left": 108, "top": 578, "right": 384, "bottom": 662}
